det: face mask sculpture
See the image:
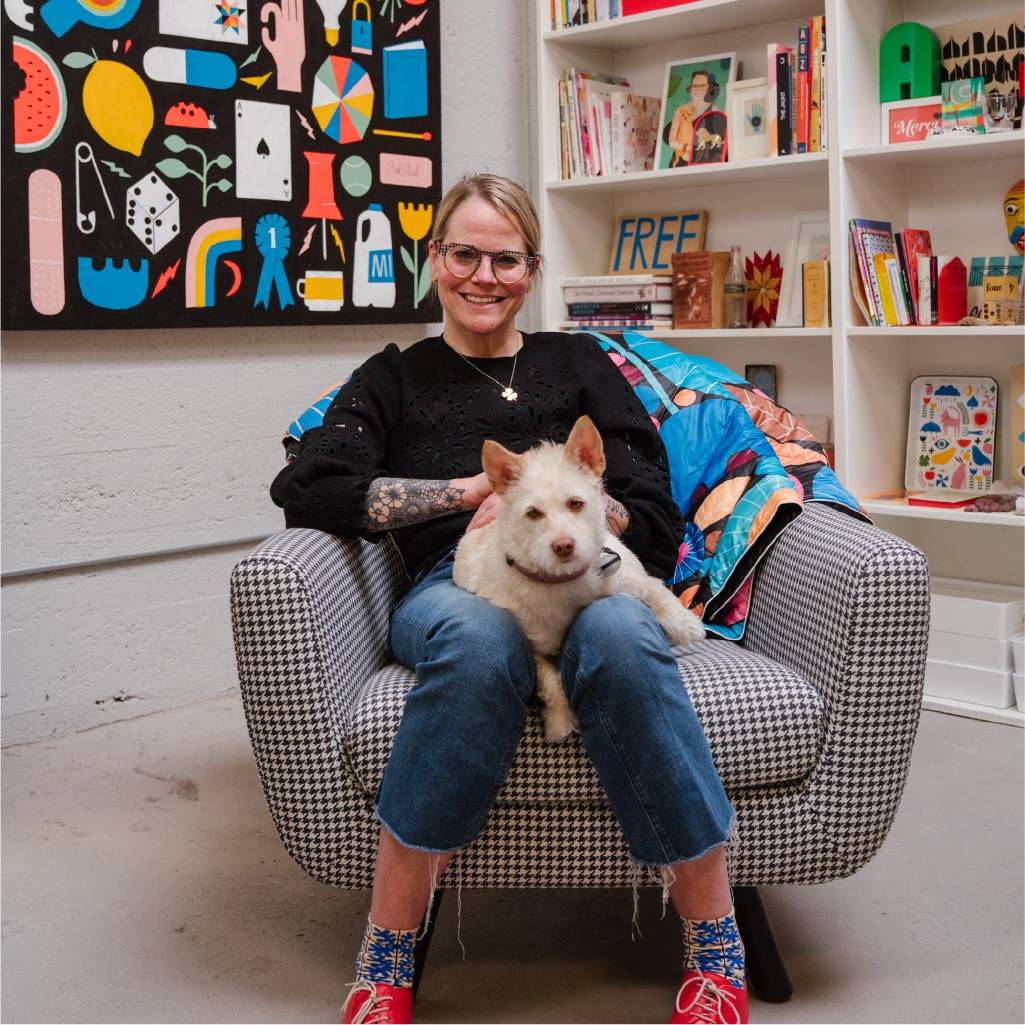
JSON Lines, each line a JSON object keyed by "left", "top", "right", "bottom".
{"left": 1004, "top": 178, "right": 1024, "bottom": 255}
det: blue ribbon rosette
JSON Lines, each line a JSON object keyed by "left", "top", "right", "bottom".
{"left": 254, "top": 213, "right": 295, "bottom": 310}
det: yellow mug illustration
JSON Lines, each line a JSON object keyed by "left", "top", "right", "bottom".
{"left": 297, "top": 269, "right": 345, "bottom": 311}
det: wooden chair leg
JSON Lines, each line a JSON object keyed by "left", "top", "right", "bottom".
{"left": 411, "top": 887, "right": 445, "bottom": 997}
{"left": 733, "top": 885, "right": 794, "bottom": 1003}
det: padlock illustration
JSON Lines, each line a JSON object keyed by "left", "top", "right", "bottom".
{"left": 351, "top": 0, "right": 372, "bottom": 55}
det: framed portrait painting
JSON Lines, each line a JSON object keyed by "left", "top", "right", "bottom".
{"left": 657, "top": 52, "right": 736, "bottom": 170}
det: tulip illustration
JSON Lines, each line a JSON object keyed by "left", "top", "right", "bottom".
{"left": 398, "top": 202, "right": 433, "bottom": 307}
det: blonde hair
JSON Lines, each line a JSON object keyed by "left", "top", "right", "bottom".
{"left": 432, "top": 173, "right": 543, "bottom": 262}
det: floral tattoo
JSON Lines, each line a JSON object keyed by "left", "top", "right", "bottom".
{"left": 364, "top": 477, "right": 466, "bottom": 530}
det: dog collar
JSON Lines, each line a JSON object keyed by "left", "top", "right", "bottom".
{"left": 504, "top": 555, "right": 590, "bottom": 585}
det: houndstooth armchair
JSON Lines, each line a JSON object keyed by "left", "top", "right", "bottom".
{"left": 230, "top": 502, "right": 929, "bottom": 1000}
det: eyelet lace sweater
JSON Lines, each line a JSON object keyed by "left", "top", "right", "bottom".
{"left": 270, "top": 332, "right": 685, "bottom": 581}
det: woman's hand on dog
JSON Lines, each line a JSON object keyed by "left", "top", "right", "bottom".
{"left": 467, "top": 491, "right": 501, "bottom": 531}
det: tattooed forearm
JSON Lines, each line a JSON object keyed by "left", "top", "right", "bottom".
{"left": 604, "top": 493, "right": 630, "bottom": 537}
{"left": 363, "top": 477, "right": 467, "bottom": 531}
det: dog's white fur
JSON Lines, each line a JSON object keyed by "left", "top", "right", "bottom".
{"left": 453, "top": 415, "right": 705, "bottom": 743}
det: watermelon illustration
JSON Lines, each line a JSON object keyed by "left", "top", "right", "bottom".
{"left": 13, "top": 37, "right": 67, "bottom": 154}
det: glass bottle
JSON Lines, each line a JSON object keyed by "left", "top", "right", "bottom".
{"left": 724, "top": 245, "right": 748, "bottom": 328}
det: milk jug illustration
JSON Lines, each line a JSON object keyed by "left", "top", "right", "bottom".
{"left": 353, "top": 203, "right": 396, "bottom": 307}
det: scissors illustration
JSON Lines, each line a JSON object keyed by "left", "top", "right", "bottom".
{"left": 74, "top": 141, "right": 115, "bottom": 234}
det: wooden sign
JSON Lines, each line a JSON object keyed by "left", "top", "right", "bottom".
{"left": 608, "top": 209, "right": 707, "bottom": 275}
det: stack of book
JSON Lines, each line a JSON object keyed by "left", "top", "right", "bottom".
{"left": 849, "top": 220, "right": 978, "bottom": 327}
{"left": 767, "top": 15, "right": 827, "bottom": 156}
{"left": 558, "top": 69, "right": 660, "bottom": 179}
{"left": 560, "top": 273, "right": 673, "bottom": 330}
{"left": 549, "top": 0, "right": 692, "bottom": 29}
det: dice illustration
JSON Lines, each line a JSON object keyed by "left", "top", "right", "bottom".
{"left": 126, "top": 173, "right": 180, "bottom": 255}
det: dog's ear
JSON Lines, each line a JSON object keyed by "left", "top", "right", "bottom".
{"left": 565, "top": 416, "right": 606, "bottom": 478}
{"left": 482, "top": 439, "right": 525, "bottom": 495}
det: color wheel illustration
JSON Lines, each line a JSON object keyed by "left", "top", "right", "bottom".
{"left": 311, "top": 56, "right": 374, "bottom": 144}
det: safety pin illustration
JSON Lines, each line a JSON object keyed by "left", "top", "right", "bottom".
{"left": 75, "top": 141, "right": 115, "bottom": 234}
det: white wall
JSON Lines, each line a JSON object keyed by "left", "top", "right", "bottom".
{"left": 1, "top": 0, "right": 537, "bottom": 745}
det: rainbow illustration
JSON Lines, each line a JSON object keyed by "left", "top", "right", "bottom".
{"left": 185, "top": 217, "right": 243, "bottom": 308}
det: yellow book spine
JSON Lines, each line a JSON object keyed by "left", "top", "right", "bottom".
{"left": 809, "top": 16, "right": 822, "bottom": 152}
{"left": 873, "top": 253, "right": 898, "bottom": 326}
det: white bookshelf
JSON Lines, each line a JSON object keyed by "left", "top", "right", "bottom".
{"left": 534, "top": 0, "right": 1025, "bottom": 598}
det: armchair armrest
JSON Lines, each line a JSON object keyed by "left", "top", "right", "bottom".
{"left": 230, "top": 528, "right": 408, "bottom": 884}
{"left": 743, "top": 503, "right": 930, "bottom": 874}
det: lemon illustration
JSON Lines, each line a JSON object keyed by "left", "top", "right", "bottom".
{"left": 65, "top": 51, "right": 154, "bottom": 157}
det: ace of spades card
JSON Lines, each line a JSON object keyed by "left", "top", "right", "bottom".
{"left": 235, "top": 100, "right": 293, "bottom": 202}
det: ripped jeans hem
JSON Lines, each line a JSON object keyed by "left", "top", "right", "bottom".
{"left": 377, "top": 811, "right": 466, "bottom": 856}
{"left": 626, "top": 811, "right": 738, "bottom": 868}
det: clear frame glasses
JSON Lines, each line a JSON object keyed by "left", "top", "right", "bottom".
{"left": 434, "top": 242, "right": 540, "bottom": 283}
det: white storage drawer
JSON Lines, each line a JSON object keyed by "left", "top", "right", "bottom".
{"left": 924, "top": 658, "right": 1014, "bottom": 709}
{"left": 1014, "top": 673, "right": 1024, "bottom": 713}
{"left": 928, "top": 630, "right": 1012, "bottom": 671}
{"left": 930, "top": 578, "right": 1025, "bottom": 641}
{"left": 1012, "top": 635, "right": 1024, "bottom": 675}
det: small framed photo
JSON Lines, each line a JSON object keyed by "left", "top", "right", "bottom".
{"left": 728, "top": 77, "right": 770, "bottom": 161}
{"left": 657, "top": 52, "right": 736, "bottom": 170}
{"left": 776, "top": 210, "right": 830, "bottom": 327}
{"left": 880, "top": 96, "right": 942, "bottom": 144}
{"left": 745, "top": 364, "right": 778, "bottom": 402}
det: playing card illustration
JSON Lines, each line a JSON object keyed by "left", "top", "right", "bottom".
{"left": 235, "top": 99, "right": 292, "bottom": 202}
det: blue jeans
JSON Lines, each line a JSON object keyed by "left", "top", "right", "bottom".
{"left": 378, "top": 552, "right": 735, "bottom": 866}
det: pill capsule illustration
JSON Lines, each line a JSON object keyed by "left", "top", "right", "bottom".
{"left": 143, "top": 47, "right": 237, "bottom": 90}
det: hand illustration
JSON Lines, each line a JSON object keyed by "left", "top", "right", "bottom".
{"left": 261, "top": 0, "right": 306, "bottom": 93}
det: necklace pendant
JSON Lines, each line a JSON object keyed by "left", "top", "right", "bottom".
{"left": 502, "top": 387, "right": 517, "bottom": 401}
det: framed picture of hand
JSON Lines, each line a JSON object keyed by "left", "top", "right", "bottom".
{"left": 656, "top": 52, "right": 736, "bottom": 170}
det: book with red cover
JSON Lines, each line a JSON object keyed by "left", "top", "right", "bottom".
{"left": 936, "top": 256, "right": 968, "bottom": 324}
{"left": 797, "top": 25, "right": 810, "bottom": 153}
{"left": 906, "top": 491, "right": 977, "bottom": 508}
{"left": 896, "top": 228, "right": 932, "bottom": 325}
{"left": 621, "top": 0, "right": 699, "bottom": 13}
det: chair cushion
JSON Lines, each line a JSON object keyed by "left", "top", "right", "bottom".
{"left": 343, "top": 638, "right": 823, "bottom": 805}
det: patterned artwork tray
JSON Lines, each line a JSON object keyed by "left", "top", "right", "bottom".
{"left": 906, "top": 375, "right": 998, "bottom": 493}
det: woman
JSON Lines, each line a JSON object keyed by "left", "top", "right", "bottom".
{"left": 270, "top": 173, "right": 747, "bottom": 1025}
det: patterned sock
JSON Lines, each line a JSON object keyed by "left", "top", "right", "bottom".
{"left": 682, "top": 912, "right": 746, "bottom": 989}
{"left": 354, "top": 919, "right": 417, "bottom": 989}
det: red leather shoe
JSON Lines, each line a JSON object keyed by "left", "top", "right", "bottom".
{"left": 670, "top": 970, "right": 749, "bottom": 1024}
{"left": 341, "top": 981, "right": 413, "bottom": 1024}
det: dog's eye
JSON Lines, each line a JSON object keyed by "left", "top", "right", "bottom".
{"left": 525, "top": 507, "right": 544, "bottom": 520}
{"left": 567, "top": 498, "right": 585, "bottom": 512}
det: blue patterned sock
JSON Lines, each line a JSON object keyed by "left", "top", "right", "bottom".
{"left": 682, "top": 912, "right": 746, "bottom": 989}
{"left": 354, "top": 919, "right": 417, "bottom": 988}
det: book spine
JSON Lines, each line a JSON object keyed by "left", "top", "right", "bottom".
{"left": 850, "top": 224, "right": 876, "bottom": 325}
{"left": 916, "top": 256, "right": 931, "bottom": 325}
{"left": 797, "top": 26, "right": 809, "bottom": 153}
{"left": 562, "top": 285, "right": 659, "bottom": 301}
{"left": 895, "top": 237, "right": 916, "bottom": 324}
{"left": 809, "top": 17, "right": 822, "bottom": 152}
{"left": 886, "top": 257, "right": 910, "bottom": 325}
{"left": 819, "top": 25, "right": 827, "bottom": 150}
{"left": 557, "top": 78, "right": 569, "bottom": 179}
{"left": 766, "top": 43, "right": 779, "bottom": 157}
{"left": 566, "top": 317, "right": 669, "bottom": 327}
{"left": 776, "top": 50, "right": 792, "bottom": 156}
{"left": 610, "top": 91, "right": 623, "bottom": 175}
{"left": 874, "top": 253, "right": 896, "bottom": 325}
{"left": 567, "top": 301, "right": 668, "bottom": 315}
{"left": 566, "top": 71, "right": 582, "bottom": 177}
{"left": 929, "top": 256, "right": 938, "bottom": 325}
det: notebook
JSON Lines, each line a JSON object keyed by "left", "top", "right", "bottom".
{"left": 383, "top": 41, "right": 428, "bottom": 119}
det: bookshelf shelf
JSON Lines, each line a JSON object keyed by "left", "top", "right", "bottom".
{"left": 846, "top": 325, "right": 1024, "bottom": 338}
{"left": 560, "top": 326, "right": 832, "bottom": 340}
{"left": 843, "top": 131, "right": 1025, "bottom": 167}
{"left": 861, "top": 498, "right": 1023, "bottom": 528}
{"left": 542, "top": 0, "right": 821, "bottom": 49}
{"left": 545, "top": 152, "right": 828, "bottom": 194}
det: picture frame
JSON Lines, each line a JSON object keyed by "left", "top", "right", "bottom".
{"left": 880, "top": 96, "right": 942, "bottom": 144}
{"left": 656, "top": 52, "right": 736, "bottom": 170}
{"left": 728, "top": 77, "right": 770, "bottom": 161}
{"left": 745, "top": 364, "right": 778, "bottom": 402}
{"left": 776, "top": 210, "right": 830, "bottom": 327}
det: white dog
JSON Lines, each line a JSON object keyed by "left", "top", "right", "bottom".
{"left": 454, "top": 415, "right": 705, "bottom": 743}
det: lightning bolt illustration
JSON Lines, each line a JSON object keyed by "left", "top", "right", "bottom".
{"left": 241, "top": 71, "right": 273, "bottom": 89}
{"left": 330, "top": 224, "right": 346, "bottom": 263}
{"left": 240, "top": 44, "right": 263, "bottom": 69}
{"left": 397, "top": 8, "right": 429, "bottom": 36}
{"left": 298, "top": 223, "right": 317, "bottom": 257}
{"left": 101, "top": 160, "right": 130, "bottom": 178}
{"left": 295, "top": 109, "right": 317, "bottom": 141}
{"left": 151, "top": 258, "right": 181, "bottom": 298}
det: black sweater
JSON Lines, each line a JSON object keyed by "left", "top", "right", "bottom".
{"left": 270, "top": 332, "right": 685, "bottom": 580}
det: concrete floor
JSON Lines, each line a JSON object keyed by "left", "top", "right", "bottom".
{"left": 2, "top": 695, "right": 1022, "bottom": 1025}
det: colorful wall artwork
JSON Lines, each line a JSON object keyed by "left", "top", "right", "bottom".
{"left": 3, "top": 0, "right": 441, "bottom": 330}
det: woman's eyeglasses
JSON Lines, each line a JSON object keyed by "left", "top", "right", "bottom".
{"left": 434, "top": 242, "right": 539, "bottom": 284}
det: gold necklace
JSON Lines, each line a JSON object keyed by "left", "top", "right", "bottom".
{"left": 445, "top": 335, "right": 521, "bottom": 402}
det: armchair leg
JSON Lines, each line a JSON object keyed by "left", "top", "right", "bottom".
{"left": 411, "top": 888, "right": 445, "bottom": 998}
{"left": 733, "top": 886, "right": 793, "bottom": 1003}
